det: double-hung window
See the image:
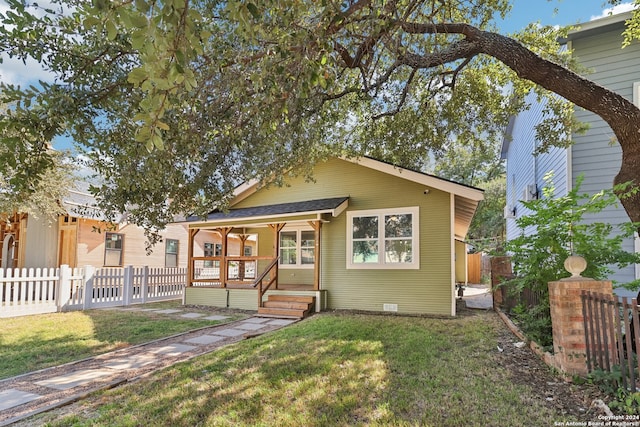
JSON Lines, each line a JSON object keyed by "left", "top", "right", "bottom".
{"left": 279, "top": 228, "right": 315, "bottom": 268}
{"left": 165, "top": 239, "right": 179, "bottom": 267}
{"left": 104, "top": 232, "right": 124, "bottom": 266}
{"left": 347, "top": 207, "right": 419, "bottom": 269}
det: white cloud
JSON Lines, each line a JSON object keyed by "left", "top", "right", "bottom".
{"left": 590, "top": 2, "right": 636, "bottom": 21}
{"left": 0, "top": 54, "right": 56, "bottom": 86}
{"left": 0, "top": 0, "right": 70, "bottom": 86}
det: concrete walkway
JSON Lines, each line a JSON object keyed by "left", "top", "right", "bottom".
{"left": 0, "top": 308, "right": 297, "bottom": 426}
{"left": 461, "top": 284, "right": 493, "bottom": 310}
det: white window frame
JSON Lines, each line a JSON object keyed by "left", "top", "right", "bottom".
{"left": 634, "top": 82, "right": 640, "bottom": 108}
{"left": 279, "top": 226, "right": 315, "bottom": 269}
{"left": 165, "top": 239, "right": 179, "bottom": 268}
{"left": 104, "top": 232, "right": 124, "bottom": 267}
{"left": 346, "top": 206, "right": 420, "bottom": 270}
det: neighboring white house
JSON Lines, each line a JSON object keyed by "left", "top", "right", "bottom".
{"left": 501, "top": 11, "right": 640, "bottom": 295}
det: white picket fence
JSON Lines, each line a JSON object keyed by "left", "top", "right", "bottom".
{"left": 0, "top": 265, "right": 186, "bottom": 318}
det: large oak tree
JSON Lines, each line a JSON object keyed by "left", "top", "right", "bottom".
{"left": 1, "top": 0, "right": 639, "bottom": 236}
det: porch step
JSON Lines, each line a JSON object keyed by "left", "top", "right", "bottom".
{"left": 257, "top": 295, "right": 316, "bottom": 319}
{"left": 257, "top": 307, "right": 308, "bottom": 318}
{"left": 263, "top": 300, "right": 311, "bottom": 310}
{"left": 266, "top": 295, "right": 315, "bottom": 304}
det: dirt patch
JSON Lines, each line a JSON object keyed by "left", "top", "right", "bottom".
{"left": 457, "top": 301, "right": 610, "bottom": 422}
{"left": 494, "top": 322, "right": 605, "bottom": 419}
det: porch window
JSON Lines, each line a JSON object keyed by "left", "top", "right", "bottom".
{"left": 104, "top": 232, "right": 124, "bottom": 266}
{"left": 165, "top": 239, "right": 179, "bottom": 267}
{"left": 279, "top": 228, "right": 315, "bottom": 268}
{"left": 347, "top": 207, "right": 419, "bottom": 269}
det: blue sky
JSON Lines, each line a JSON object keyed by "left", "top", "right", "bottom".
{"left": 497, "top": 0, "right": 635, "bottom": 33}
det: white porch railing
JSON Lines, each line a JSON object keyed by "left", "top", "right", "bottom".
{"left": 1, "top": 265, "right": 186, "bottom": 318}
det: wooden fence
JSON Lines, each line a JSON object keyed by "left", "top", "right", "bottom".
{"left": 467, "top": 253, "right": 482, "bottom": 283}
{"left": 581, "top": 290, "right": 640, "bottom": 392}
{"left": 1, "top": 265, "right": 186, "bottom": 318}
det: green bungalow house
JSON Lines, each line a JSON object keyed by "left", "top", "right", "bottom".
{"left": 181, "top": 156, "right": 484, "bottom": 317}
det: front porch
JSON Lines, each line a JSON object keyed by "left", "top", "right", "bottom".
{"left": 183, "top": 197, "right": 348, "bottom": 317}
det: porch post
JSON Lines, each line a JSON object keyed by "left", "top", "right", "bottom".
{"left": 308, "top": 220, "right": 322, "bottom": 291}
{"left": 218, "top": 227, "right": 232, "bottom": 288}
{"left": 238, "top": 234, "right": 249, "bottom": 281}
{"left": 269, "top": 223, "right": 285, "bottom": 289}
{"left": 187, "top": 228, "right": 199, "bottom": 287}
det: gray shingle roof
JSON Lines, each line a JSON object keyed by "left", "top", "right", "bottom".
{"left": 187, "top": 196, "right": 349, "bottom": 222}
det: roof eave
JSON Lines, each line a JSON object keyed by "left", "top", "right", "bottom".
{"left": 560, "top": 11, "right": 633, "bottom": 43}
{"left": 187, "top": 208, "right": 339, "bottom": 228}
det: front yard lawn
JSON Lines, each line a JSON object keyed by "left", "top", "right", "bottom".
{"left": 0, "top": 301, "right": 244, "bottom": 379}
{"left": 27, "top": 310, "right": 595, "bottom": 426}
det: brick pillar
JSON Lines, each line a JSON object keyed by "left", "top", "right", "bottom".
{"left": 548, "top": 278, "right": 613, "bottom": 376}
{"left": 490, "top": 256, "right": 512, "bottom": 308}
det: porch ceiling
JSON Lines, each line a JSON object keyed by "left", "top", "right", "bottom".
{"left": 185, "top": 197, "right": 349, "bottom": 228}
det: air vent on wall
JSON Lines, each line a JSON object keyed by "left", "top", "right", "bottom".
{"left": 383, "top": 303, "right": 398, "bottom": 312}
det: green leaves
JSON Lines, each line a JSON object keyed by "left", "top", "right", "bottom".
{"left": 2, "top": 0, "right": 638, "bottom": 240}
{"left": 128, "top": 67, "right": 148, "bottom": 85}
{"left": 618, "top": 0, "right": 640, "bottom": 47}
{"left": 505, "top": 174, "right": 640, "bottom": 292}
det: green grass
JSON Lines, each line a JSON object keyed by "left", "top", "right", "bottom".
{"left": 33, "top": 311, "right": 580, "bottom": 427}
{"left": 0, "top": 301, "right": 245, "bottom": 379}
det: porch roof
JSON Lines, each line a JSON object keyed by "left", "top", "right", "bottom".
{"left": 185, "top": 196, "right": 349, "bottom": 227}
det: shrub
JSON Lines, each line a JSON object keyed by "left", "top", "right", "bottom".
{"left": 503, "top": 174, "right": 640, "bottom": 345}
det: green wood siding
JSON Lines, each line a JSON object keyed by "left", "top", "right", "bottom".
{"left": 234, "top": 158, "right": 454, "bottom": 315}
{"left": 185, "top": 287, "right": 227, "bottom": 306}
{"left": 185, "top": 287, "right": 258, "bottom": 310}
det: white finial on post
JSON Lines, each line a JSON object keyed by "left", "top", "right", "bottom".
{"left": 564, "top": 255, "right": 587, "bottom": 278}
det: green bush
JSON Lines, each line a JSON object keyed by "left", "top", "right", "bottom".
{"left": 503, "top": 174, "right": 640, "bottom": 346}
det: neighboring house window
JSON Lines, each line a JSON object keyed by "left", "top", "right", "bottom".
{"left": 347, "top": 207, "right": 419, "bottom": 269}
{"left": 279, "top": 229, "right": 315, "bottom": 267}
{"left": 204, "top": 242, "right": 214, "bottom": 257}
{"left": 165, "top": 239, "right": 179, "bottom": 267}
{"left": 203, "top": 242, "right": 222, "bottom": 267}
{"left": 104, "top": 232, "right": 124, "bottom": 266}
{"left": 244, "top": 246, "right": 253, "bottom": 256}
{"left": 634, "top": 81, "right": 639, "bottom": 108}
